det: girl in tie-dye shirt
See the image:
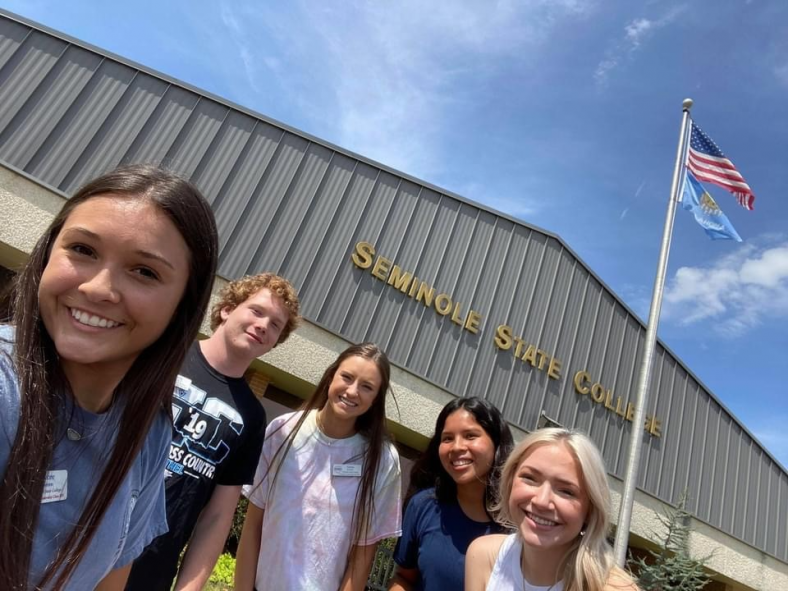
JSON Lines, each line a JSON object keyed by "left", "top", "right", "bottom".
{"left": 236, "top": 343, "right": 402, "bottom": 591}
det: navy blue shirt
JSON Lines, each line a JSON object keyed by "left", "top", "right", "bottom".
{"left": 393, "top": 488, "right": 506, "bottom": 591}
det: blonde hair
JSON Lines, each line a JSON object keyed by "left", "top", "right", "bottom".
{"left": 496, "top": 428, "right": 636, "bottom": 591}
{"left": 210, "top": 273, "right": 300, "bottom": 343}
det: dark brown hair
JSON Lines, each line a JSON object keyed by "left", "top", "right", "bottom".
{"left": 0, "top": 164, "right": 218, "bottom": 589}
{"left": 209, "top": 272, "right": 301, "bottom": 344}
{"left": 264, "top": 342, "right": 393, "bottom": 550}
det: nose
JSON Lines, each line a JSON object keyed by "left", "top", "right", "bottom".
{"left": 254, "top": 316, "right": 270, "bottom": 334}
{"left": 452, "top": 437, "right": 468, "bottom": 451}
{"left": 346, "top": 380, "right": 359, "bottom": 395}
{"left": 79, "top": 268, "right": 121, "bottom": 304}
{"left": 532, "top": 483, "right": 553, "bottom": 507}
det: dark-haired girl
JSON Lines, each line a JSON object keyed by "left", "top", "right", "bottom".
{"left": 390, "top": 397, "right": 514, "bottom": 591}
{"left": 0, "top": 165, "right": 218, "bottom": 590}
{"left": 235, "top": 343, "right": 402, "bottom": 591}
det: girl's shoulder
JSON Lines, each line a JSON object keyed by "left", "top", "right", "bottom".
{"left": 465, "top": 533, "right": 510, "bottom": 590}
{"left": 466, "top": 532, "right": 509, "bottom": 561}
{"left": 380, "top": 436, "right": 400, "bottom": 462}
{"left": 372, "top": 437, "right": 401, "bottom": 483}
{"left": 138, "top": 409, "right": 172, "bottom": 475}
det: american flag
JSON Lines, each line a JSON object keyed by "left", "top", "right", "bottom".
{"left": 686, "top": 121, "right": 755, "bottom": 210}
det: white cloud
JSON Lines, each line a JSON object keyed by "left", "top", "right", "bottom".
{"left": 663, "top": 241, "right": 788, "bottom": 336}
{"left": 594, "top": 6, "right": 686, "bottom": 87}
{"left": 624, "top": 18, "right": 653, "bottom": 48}
{"left": 214, "top": 0, "right": 594, "bottom": 180}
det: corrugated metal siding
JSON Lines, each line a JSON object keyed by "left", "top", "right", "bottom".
{"left": 1, "top": 11, "right": 786, "bottom": 562}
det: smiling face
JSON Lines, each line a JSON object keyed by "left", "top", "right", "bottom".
{"left": 438, "top": 409, "right": 496, "bottom": 490}
{"left": 509, "top": 442, "right": 590, "bottom": 556}
{"left": 214, "top": 287, "right": 289, "bottom": 363}
{"left": 38, "top": 196, "right": 190, "bottom": 388}
{"left": 323, "top": 355, "right": 382, "bottom": 425}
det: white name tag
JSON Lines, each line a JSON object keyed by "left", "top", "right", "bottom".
{"left": 333, "top": 464, "right": 362, "bottom": 477}
{"left": 42, "top": 470, "right": 68, "bottom": 503}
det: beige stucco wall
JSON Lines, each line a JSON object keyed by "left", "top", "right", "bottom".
{"left": 2, "top": 162, "right": 786, "bottom": 591}
{"left": 0, "top": 165, "right": 64, "bottom": 270}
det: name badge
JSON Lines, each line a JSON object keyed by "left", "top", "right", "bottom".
{"left": 42, "top": 470, "right": 68, "bottom": 503}
{"left": 333, "top": 464, "right": 362, "bottom": 477}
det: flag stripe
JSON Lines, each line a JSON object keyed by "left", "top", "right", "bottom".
{"left": 687, "top": 148, "right": 739, "bottom": 172}
{"left": 685, "top": 121, "right": 755, "bottom": 210}
{"left": 688, "top": 156, "right": 746, "bottom": 183}
{"left": 691, "top": 169, "right": 751, "bottom": 192}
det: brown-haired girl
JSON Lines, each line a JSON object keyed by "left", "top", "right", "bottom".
{"left": 0, "top": 164, "right": 218, "bottom": 590}
{"left": 235, "top": 343, "right": 402, "bottom": 591}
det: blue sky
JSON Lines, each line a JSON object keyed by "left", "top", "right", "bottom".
{"left": 4, "top": 0, "right": 787, "bottom": 466}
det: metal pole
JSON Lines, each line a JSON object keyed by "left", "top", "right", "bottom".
{"left": 613, "top": 98, "right": 694, "bottom": 566}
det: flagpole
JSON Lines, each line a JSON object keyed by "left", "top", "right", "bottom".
{"left": 613, "top": 98, "right": 693, "bottom": 566}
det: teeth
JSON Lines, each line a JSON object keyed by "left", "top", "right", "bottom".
{"left": 339, "top": 396, "right": 358, "bottom": 407}
{"left": 71, "top": 308, "right": 119, "bottom": 329}
{"left": 528, "top": 512, "right": 558, "bottom": 526}
{"left": 452, "top": 459, "right": 472, "bottom": 466}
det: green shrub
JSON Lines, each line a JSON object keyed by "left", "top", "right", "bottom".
{"left": 209, "top": 553, "right": 235, "bottom": 586}
{"left": 629, "top": 491, "right": 711, "bottom": 591}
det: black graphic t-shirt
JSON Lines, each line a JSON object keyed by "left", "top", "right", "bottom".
{"left": 126, "top": 342, "right": 266, "bottom": 591}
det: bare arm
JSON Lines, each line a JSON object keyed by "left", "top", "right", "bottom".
{"left": 173, "top": 484, "right": 241, "bottom": 591}
{"left": 339, "top": 543, "right": 379, "bottom": 591}
{"left": 234, "top": 501, "right": 265, "bottom": 591}
{"left": 388, "top": 565, "right": 419, "bottom": 590}
{"left": 95, "top": 564, "right": 131, "bottom": 591}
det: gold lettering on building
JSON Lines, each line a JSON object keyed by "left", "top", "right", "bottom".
{"left": 350, "top": 242, "right": 667, "bottom": 438}
{"left": 573, "top": 370, "right": 662, "bottom": 437}
{"left": 351, "top": 242, "right": 483, "bottom": 335}
{"left": 493, "top": 325, "right": 562, "bottom": 381}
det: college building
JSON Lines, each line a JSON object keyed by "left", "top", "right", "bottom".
{"left": 0, "top": 9, "right": 785, "bottom": 590}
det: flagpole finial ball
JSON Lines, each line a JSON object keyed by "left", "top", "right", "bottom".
{"left": 683, "top": 98, "right": 694, "bottom": 111}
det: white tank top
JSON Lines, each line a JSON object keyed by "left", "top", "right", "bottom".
{"left": 486, "top": 534, "right": 566, "bottom": 591}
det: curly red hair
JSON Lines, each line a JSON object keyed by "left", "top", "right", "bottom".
{"left": 210, "top": 273, "right": 300, "bottom": 344}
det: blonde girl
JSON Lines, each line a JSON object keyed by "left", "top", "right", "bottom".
{"left": 465, "top": 428, "right": 639, "bottom": 591}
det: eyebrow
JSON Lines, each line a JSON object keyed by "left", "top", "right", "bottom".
{"left": 520, "top": 466, "right": 579, "bottom": 488}
{"left": 63, "top": 227, "right": 176, "bottom": 271}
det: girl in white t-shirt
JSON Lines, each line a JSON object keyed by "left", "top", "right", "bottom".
{"left": 465, "top": 429, "right": 640, "bottom": 591}
{"left": 236, "top": 343, "right": 402, "bottom": 591}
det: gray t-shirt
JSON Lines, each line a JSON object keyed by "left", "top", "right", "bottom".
{"left": 0, "top": 325, "right": 170, "bottom": 589}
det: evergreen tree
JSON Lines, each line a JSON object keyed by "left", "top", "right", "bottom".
{"left": 629, "top": 491, "right": 712, "bottom": 591}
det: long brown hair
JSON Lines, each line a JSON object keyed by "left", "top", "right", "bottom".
{"left": 264, "top": 342, "right": 393, "bottom": 550}
{"left": 0, "top": 164, "right": 218, "bottom": 589}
